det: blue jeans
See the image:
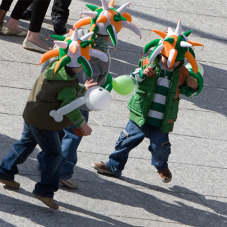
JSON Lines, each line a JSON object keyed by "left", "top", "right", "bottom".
{"left": 0, "top": 122, "right": 62, "bottom": 198}
{"left": 37, "top": 110, "right": 89, "bottom": 180}
{"left": 106, "top": 120, "right": 171, "bottom": 177}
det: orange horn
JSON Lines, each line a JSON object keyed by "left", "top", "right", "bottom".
{"left": 73, "top": 18, "right": 92, "bottom": 29}
{"left": 39, "top": 48, "right": 59, "bottom": 65}
{"left": 185, "top": 51, "right": 198, "bottom": 73}
{"left": 152, "top": 29, "right": 167, "bottom": 39}
{"left": 188, "top": 40, "right": 203, "bottom": 47}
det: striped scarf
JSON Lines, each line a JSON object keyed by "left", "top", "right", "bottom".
{"left": 146, "top": 64, "right": 173, "bottom": 127}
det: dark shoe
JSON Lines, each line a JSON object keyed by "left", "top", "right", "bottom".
{"left": 91, "top": 161, "right": 113, "bottom": 175}
{"left": 59, "top": 179, "right": 78, "bottom": 189}
{"left": 21, "top": 2, "right": 33, "bottom": 20}
{"left": 0, "top": 178, "right": 20, "bottom": 189}
{"left": 157, "top": 168, "right": 172, "bottom": 183}
{"left": 53, "top": 21, "right": 67, "bottom": 35}
{"left": 33, "top": 192, "right": 59, "bottom": 210}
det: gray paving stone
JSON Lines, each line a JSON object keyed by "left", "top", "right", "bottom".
{"left": 0, "top": 0, "right": 226, "bottom": 226}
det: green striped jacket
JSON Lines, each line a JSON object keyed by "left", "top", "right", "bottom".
{"left": 127, "top": 57, "right": 201, "bottom": 133}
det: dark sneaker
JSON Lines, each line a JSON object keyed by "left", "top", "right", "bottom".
{"left": 92, "top": 161, "right": 113, "bottom": 175}
{"left": 157, "top": 168, "right": 172, "bottom": 183}
{"left": 0, "top": 179, "right": 20, "bottom": 189}
{"left": 33, "top": 192, "right": 59, "bottom": 210}
{"left": 53, "top": 21, "right": 67, "bottom": 35}
{"left": 59, "top": 179, "right": 78, "bottom": 189}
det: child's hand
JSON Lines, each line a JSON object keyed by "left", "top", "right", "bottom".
{"left": 186, "top": 76, "right": 198, "bottom": 90}
{"left": 73, "top": 122, "right": 92, "bottom": 136}
{"left": 73, "top": 128, "right": 84, "bottom": 137}
{"left": 81, "top": 122, "right": 92, "bottom": 136}
{"left": 143, "top": 66, "right": 156, "bottom": 78}
{"left": 84, "top": 79, "right": 98, "bottom": 91}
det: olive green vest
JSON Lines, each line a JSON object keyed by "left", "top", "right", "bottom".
{"left": 23, "top": 69, "right": 79, "bottom": 130}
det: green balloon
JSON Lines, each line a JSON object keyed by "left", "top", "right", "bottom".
{"left": 185, "top": 63, "right": 204, "bottom": 76}
{"left": 112, "top": 75, "right": 135, "bottom": 95}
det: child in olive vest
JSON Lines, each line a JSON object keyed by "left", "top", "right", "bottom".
{"left": 0, "top": 30, "right": 107, "bottom": 210}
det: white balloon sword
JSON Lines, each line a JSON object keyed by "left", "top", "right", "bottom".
{"left": 49, "top": 86, "right": 111, "bottom": 122}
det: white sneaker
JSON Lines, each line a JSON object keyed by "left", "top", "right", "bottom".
{"left": 59, "top": 179, "right": 78, "bottom": 189}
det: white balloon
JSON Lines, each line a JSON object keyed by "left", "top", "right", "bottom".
{"left": 49, "top": 86, "right": 111, "bottom": 122}
{"left": 85, "top": 86, "right": 111, "bottom": 111}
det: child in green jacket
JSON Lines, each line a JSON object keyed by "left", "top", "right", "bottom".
{"left": 92, "top": 20, "right": 204, "bottom": 183}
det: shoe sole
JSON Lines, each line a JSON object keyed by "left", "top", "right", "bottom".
{"left": 33, "top": 193, "right": 59, "bottom": 210}
{"left": 161, "top": 178, "right": 172, "bottom": 183}
{"left": 23, "top": 40, "right": 49, "bottom": 53}
{"left": 0, "top": 179, "right": 20, "bottom": 189}
{"left": 1, "top": 26, "right": 27, "bottom": 36}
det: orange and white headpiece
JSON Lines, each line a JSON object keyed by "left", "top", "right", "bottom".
{"left": 39, "top": 29, "right": 108, "bottom": 77}
{"left": 73, "top": 0, "right": 141, "bottom": 46}
{"left": 144, "top": 20, "right": 203, "bottom": 73}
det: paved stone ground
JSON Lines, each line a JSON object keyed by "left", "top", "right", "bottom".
{"left": 0, "top": 0, "right": 226, "bottom": 226}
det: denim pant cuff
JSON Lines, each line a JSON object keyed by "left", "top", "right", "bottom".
{"left": 155, "top": 164, "right": 168, "bottom": 171}
{"left": 106, "top": 162, "right": 121, "bottom": 177}
{"left": 0, "top": 172, "right": 14, "bottom": 181}
{"left": 33, "top": 190, "right": 53, "bottom": 199}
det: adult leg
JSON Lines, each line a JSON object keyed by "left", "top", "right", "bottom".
{"left": 23, "top": 0, "right": 51, "bottom": 52}
{"left": 0, "top": 122, "right": 37, "bottom": 184}
{"left": 29, "top": 0, "right": 50, "bottom": 33}
{"left": 10, "top": 0, "right": 33, "bottom": 20}
{"left": 51, "top": 0, "right": 72, "bottom": 34}
{"left": 21, "top": 0, "right": 34, "bottom": 20}
{"left": 1, "top": 0, "right": 32, "bottom": 33}
{"left": 0, "top": 0, "right": 14, "bottom": 11}
{"left": 106, "top": 120, "right": 146, "bottom": 177}
{"left": 0, "top": 0, "right": 13, "bottom": 27}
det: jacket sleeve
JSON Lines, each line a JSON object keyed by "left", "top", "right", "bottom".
{"left": 188, "top": 70, "right": 204, "bottom": 96}
{"left": 56, "top": 87, "right": 85, "bottom": 127}
{"left": 77, "top": 83, "right": 86, "bottom": 96}
{"left": 180, "top": 70, "right": 204, "bottom": 97}
{"left": 77, "top": 52, "right": 110, "bottom": 86}
{"left": 90, "top": 52, "right": 110, "bottom": 85}
{"left": 130, "top": 68, "right": 146, "bottom": 83}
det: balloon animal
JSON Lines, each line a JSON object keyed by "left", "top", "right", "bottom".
{"left": 73, "top": 0, "right": 141, "bottom": 46}
{"left": 49, "top": 86, "right": 112, "bottom": 122}
{"left": 143, "top": 19, "right": 203, "bottom": 74}
{"left": 39, "top": 29, "right": 108, "bottom": 77}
